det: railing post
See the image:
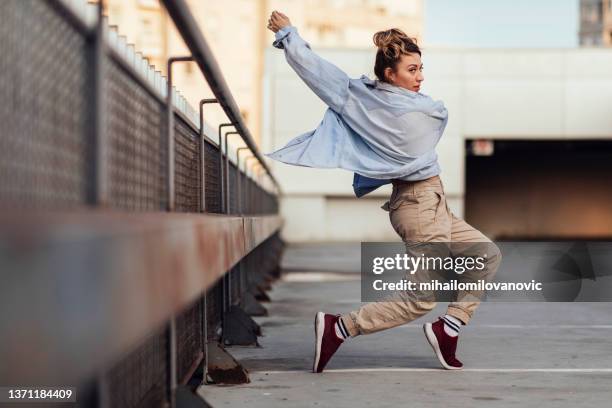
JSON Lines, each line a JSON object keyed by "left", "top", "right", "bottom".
{"left": 217, "top": 123, "right": 235, "bottom": 215}
{"left": 223, "top": 131, "right": 241, "bottom": 214}
{"left": 92, "top": 0, "right": 107, "bottom": 207}
{"left": 253, "top": 163, "right": 263, "bottom": 214}
{"left": 198, "top": 98, "right": 217, "bottom": 387}
{"left": 236, "top": 148, "right": 251, "bottom": 301}
{"left": 91, "top": 2, "right": 109, "bottom": 405}
{"left": 222, "top": 131, "right": 240, "bottom": 313}
{"left": 166, "top": 56, "right": 194, "bottom": 212}
{"left": 166, "top": 55, "right": 193, "bottom": 408}
{"left": 199, "top": 98, "right": 218, "bottom": 213}
{"left": 236, "top": 147, "right": 252, "bottom": 216}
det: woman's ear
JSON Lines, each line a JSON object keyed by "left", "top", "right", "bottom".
{"left": 384, "top": 67, "right": 395, "bottom": 84}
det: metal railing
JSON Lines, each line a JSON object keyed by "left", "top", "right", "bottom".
{"left": 0, "top": 0, "right": 284, "bottom": 407}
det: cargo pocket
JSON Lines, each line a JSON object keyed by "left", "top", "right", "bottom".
{"left": 416, "top": 190, "right": 444, "bottom": 226}
{"left": 382, "top": 188, "right": 400, "bottom": 212}
{"left": 381, "top": 199, "right": 404, "bottom": 212}
{"left": 433, "top": 191, "right": 444, "bottom": 222}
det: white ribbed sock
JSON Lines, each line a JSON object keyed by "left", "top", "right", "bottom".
{"left": 442, "top": 315, "right": 463, "bottom": 337}
{"left": 334, "top": 318, "right": 350, "bottom": 340}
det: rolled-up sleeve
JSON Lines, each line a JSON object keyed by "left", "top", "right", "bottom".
{"left": 273, "top": 26, "right": 349, "bottom": 114}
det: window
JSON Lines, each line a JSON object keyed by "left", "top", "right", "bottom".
{"left": 138, "top": 16, "right": 162, "bottom": 56}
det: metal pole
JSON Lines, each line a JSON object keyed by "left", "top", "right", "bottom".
{"left": 223, "top": 131, "right": 240, "bottom": 312}
{"left": 93, "top": 5, "right": 109, "bottom": 404}
{"left": 202, "top": 290, "right": 209, "bottom": 384}
{"left": 253, "top": 164, "right": 264, "bottom": 214}
{"left": 223, "top": 131, "right": 240, "bottom": 214}
{"left": 166, "top": 55, "right": 193, "bottom": 408}
{"left": 236, "top": 148, "right": 251, "bottom": 302}
{"left": 217, "top": 123, "right": 235, "bottom": 345}
{"left": 92, "top": 0, "right": 107, "bottom": 206}
{"left": 166, "top": 56, "right": 194, "bottom": 211}
{"left": 236, "top": 147, "right": 252, "bottom": 216}
{"left": 217, "top": 123, "right": 234, "bottom": 216}
{"left": 198, "top": 99, "right": 216, "bottom": 386}
{"left": 199, "top": 98, "right": 218, "bottom": 213}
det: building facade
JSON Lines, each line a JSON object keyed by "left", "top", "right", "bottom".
{"left": 579, "top": 0, "right": 612, "bottom": 46}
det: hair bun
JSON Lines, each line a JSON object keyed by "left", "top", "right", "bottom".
{"left": 373, "top": 28, "right": 417, "bottom": 59}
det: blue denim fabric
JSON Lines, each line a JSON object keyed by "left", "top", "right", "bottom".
{"left": 266, "top": 26, "right": 448, "bottom": 197}
{"left": 352, "top": 173, "right": 392, "bottom": 198}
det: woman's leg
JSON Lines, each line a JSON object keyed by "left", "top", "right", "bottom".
{"left": 445, "top": 213, "right": 503, "bottom": 324}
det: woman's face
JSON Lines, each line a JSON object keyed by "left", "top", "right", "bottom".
{"left": 384, "top": 53, "right": 424, "bottom": 92}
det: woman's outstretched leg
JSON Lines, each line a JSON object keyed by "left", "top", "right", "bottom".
{"left": 313, "top": 241, "right": 441, "bottom": 373}
{"left": 312, "top": 298, "right": 437, "bottom": 373}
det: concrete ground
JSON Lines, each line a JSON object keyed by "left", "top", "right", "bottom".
{"left": 198, "top": 243, "right": 612, "bottom": 407}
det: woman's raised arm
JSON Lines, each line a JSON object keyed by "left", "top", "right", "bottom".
{"left": 268, "top": 11, "right": 350, "bottom": 114}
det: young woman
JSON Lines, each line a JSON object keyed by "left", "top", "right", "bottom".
{"left": 266, "top": 11, "right": 502, "bottom": 372}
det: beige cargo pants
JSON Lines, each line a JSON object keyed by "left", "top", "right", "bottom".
{"left": 340, "top": 175, "right": 503, "bottom": 337}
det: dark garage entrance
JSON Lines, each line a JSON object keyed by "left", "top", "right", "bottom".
{"left": 465, "top": 140, "right": 612, "bottom": 240}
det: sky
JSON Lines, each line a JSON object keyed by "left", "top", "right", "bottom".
{"left": 423, "top": 0, "right": 580, "bottom": 48}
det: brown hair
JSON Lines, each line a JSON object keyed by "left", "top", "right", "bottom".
{"left": 373, "top": 28, "right": 421, "bottom": 83}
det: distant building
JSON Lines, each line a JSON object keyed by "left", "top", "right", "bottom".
{"left": 579, "top": 0, "right": 612, "bottom": 46}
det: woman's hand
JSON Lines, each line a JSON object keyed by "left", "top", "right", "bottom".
{"left": 267, "top": 10, "right": 291, "bottom": 33}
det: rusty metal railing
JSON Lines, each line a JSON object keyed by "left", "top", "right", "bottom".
{"left": 0, "top": 1, "right": 284, "bottom": 407}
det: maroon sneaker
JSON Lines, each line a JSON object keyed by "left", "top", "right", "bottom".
{"left": 313, "top": 312, "right": 344, "bottom": 373}
{"left": 423, "top": 317, "right": 463, "bottom": 370}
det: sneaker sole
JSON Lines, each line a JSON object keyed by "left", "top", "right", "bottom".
{"left": 423, "top": 323, "right": 463, "bottom": 370}
{"left": 313, "top": 311, "right": 325, "bottom": 373}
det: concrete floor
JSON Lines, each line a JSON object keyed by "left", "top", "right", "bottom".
{"left": 198, "top": 243, "right": 612, "bottom": 407}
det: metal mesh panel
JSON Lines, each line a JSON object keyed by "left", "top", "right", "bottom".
{"left": 243, "top": 181, "right": 277, "bottom": 215}
{"left": 203, "top": 140, "right": 222, "bottom": 213}
{"left": 175, "top": 298, "right": 203, "bottom": 384}
{"left": 0, "top": 0, "right": 90, "bottom": 208}
{"left": 229, "top": 264, "right": 241, "bottom": 305}
{"left": 174, "top": 116, "right": 200, "bottom": 212}
{"left": 105, "top": 327, "right": 169, "bottom": 408}
{"left": 242, "top": 176, "right": 255, "bottom": 215}
{"left": 266, "top": 190, "right": 279, "bottom": 213}
{"left": 105, "top": 58, "right": 167, "bottom": 211}
{"left": 259, "top": 185, "right": 279, "bottom": 214}
{"left": 237, "top": 171, "right": 246, "bottom": 214}
{"left": 205, "top": 280, "right": 224, "bottom": 341}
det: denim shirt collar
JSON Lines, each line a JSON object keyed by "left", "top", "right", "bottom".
{"left": 360, "top": 74, "right": 420, "bottom": 98}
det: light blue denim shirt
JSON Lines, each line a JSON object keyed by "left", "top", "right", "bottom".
{"left": 265, "top": 25, "right": 448, "bottom": 197}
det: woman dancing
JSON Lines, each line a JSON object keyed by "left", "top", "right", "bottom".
{"left": 266, "top": 11, "right": 502, "bottom": 372}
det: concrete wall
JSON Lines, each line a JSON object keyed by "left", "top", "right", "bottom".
{"left": 263, "top": 46, "right": 612, "bottom": 242}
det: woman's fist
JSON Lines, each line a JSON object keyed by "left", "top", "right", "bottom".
{"left": 267, "top": 10, "right": 291, "bottom": 33}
